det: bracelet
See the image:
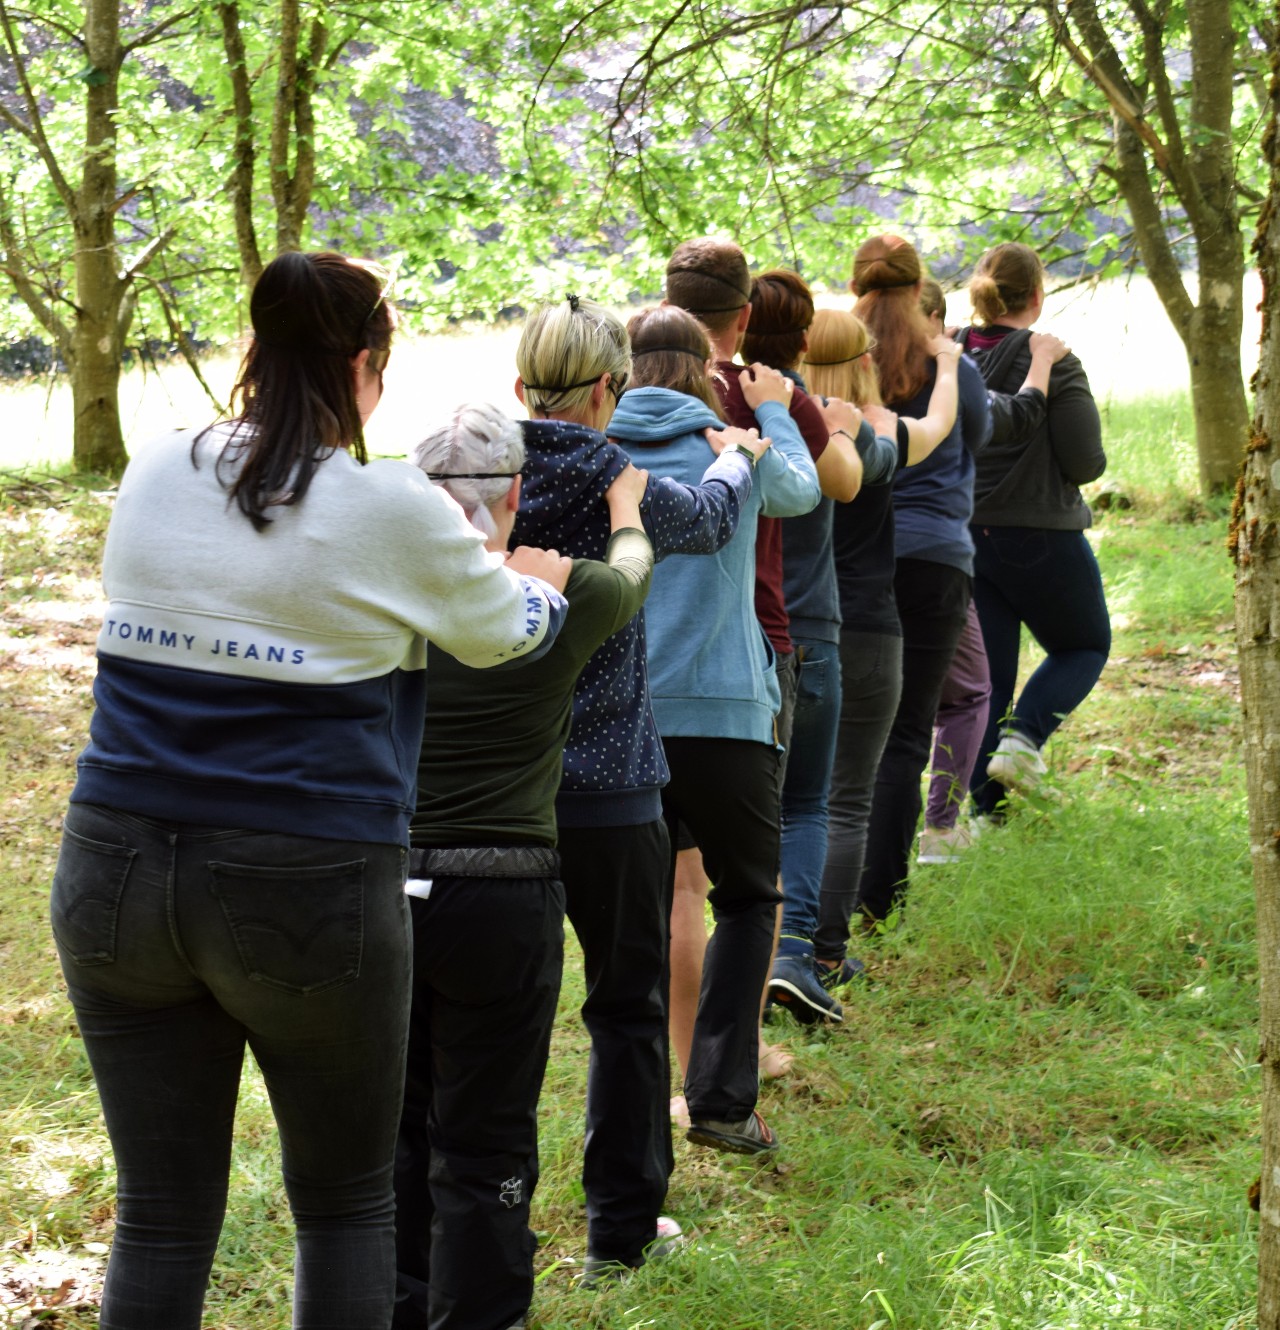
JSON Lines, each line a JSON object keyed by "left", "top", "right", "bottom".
{"left": 725, "top": 441, "right": 758, "bottom": 468}
{"left": 832, "top": 427, "right": 857, "bottom": 443}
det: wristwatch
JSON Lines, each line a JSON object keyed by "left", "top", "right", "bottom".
{"left": 725, "top": 441, "right": 758, "bottom": 467}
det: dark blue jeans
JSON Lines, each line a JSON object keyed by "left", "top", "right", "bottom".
{"left": 970, "top": 526, "right": 1111, "bottom": 814}
{"left": 394, "top": 875, "right": 564, "bottom": 1330}
{"left": 779, "top": 639, "right": 842, "bottom": 949}
{"left": 50, "top": 802, "right": 411, "bottom": 1330}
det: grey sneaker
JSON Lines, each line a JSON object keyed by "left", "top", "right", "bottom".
{"left": 578, "top": 1217, "right": 684, "bottom": 1288}
{"left": 687, "top": 1109, "right": 779, "bottom": 1155}
{"left": 767, "top": 954, "right": 843, "bottom": 1024}
{"left": 986, "top": 732, "right": 1048, "bottom": 795}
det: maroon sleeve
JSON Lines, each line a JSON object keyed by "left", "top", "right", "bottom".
{"left": 790, "top": 387, "right": 829, "bottom": 461}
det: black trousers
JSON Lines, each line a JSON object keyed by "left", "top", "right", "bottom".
{"left": 661, "top": 736, "right": 783, "bottom": 1122}
{"left": 393, "top": 875, "right": 565, "bottom": 1330}
{"left": 858, "top": 558, "right": 971, "bottom": 921}
{"left": 559, "top": 819, "right": 674, "bottom": 1266}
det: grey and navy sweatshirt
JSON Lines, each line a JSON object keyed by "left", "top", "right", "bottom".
{"left": 72, "top": 426, "right": 566, "bottom": 845}
{"left": 512, "top": 415, "right": 754, "bottom": 827}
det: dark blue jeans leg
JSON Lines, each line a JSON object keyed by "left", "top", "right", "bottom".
{"left": 558, "top": 821, "right": 672, "bottom": 1267}
{"left": 51, "top": 802, "right": 412, "bottom": 1330}
{"left": 394, "top": 875, "right": 565, "bottom": 1330}
{"left": 662, "top": 737, "right": 782, "bottom": 1123}
{"left": 815, "top": 631, "right": 902, "bottom": 962}
{"left": 779, "top": 640, "right": 842, "bottom": 950}
{"left": 858, "top": 560, "right": 971, "bottom": 921}
{"left": 970, "top": 526, "right": 1112, "bottom": 811}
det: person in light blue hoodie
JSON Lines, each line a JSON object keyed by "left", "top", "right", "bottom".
{"left": 607, "top": 304, "right": 822, "bottom": 1156}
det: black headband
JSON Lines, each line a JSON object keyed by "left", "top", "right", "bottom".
{"left": 668, "top": 266, "right": 751, "bottom": 312}
{"left": 805, "top": 352, "right": 869, "bottom": 366}
{"left": 426, "top": 471, "right": 522, "bottom": 480}
{"left": 521, "top": 374, "right": 602, "bottom": 392}
{"left": 633, "top": 344, "right": 706, "bottom": 360}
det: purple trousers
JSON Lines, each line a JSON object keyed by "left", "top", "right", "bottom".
{"left": 925, "top": 599, "right": 991, "bottom": 830}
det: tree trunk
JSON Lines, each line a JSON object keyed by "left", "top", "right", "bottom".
{"left": 75, "top": 0, "right": 128, "bottom": 475}
{"left": 1233, "top": 11, "right": 1280, "bottom": 1325}
{"left": 1189, "top": 295, "right": 1251, "bottom": 493}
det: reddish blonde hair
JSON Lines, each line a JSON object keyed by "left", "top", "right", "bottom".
{"left": 850, "top": 234, "right": 932, "bottom": 407}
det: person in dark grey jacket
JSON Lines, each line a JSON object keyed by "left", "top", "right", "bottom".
{"left": 956, "top": 242, "right": 1110, "bottom": 813}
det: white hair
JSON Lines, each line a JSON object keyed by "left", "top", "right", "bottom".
{"left": 412, "top": 403, "right": 525, "bottom": 538}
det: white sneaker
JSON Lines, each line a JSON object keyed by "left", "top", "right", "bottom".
{"left": 986, "top": 732, "right": 1047, "bottom": 795}
{"left": 917, "top": 823, "right": 975, "bottom": 865}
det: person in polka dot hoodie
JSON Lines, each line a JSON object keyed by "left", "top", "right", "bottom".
{"left": 511, "top": 296, "right": 758, "bottom": 1280}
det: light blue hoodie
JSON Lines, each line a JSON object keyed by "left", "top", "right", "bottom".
{"left": 608, "top": 386, "right": 820, "bottom": 744}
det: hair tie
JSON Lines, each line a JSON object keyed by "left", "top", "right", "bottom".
{"left": 568, "top": 293, "right": 581, "bottom": 312}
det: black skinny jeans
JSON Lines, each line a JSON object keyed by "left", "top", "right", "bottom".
{"left": 661, "top": 736, "right": 783, "bottom": 1123}
{"left": 558, "top": 820, "right": 674, "bottom": 1267}
{"left": 51, "top": 802, "right": 411, "bottom": 1330}
{"left": 858, "top": 559, "right": 972, "bottom": 921}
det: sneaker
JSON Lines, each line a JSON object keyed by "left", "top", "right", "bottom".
{"left": 816, "top": 956, "right": 865, "bottom": 990}
{"left": 917, "top": 822, "right": 975, "bottom": 865}
{"left": 767, "top": 954, "right": 843, "bottom": 1025}
{"left": 578, "top": 1217, "right": 684, "bottom": 1287}
{"left": 687, "top": 1109, "right": 779, "bottom": 1155}
{"left": 986, "top": 732, "right": 1047, "bottom": 795}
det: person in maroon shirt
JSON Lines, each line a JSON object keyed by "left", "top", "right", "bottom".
{"left": 662, "top": 238, "right": 862, "bottom": 1104}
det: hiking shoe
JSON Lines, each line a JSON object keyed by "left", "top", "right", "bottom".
{"left": 687, "top": 1109, "right": 779, "bottom": 1155}
{"left": 767, "top": 954, "right": 843, "bottom": 1024}
{"left": 578, "top": 1217, "right": 684, "bottom": 1287}
{"left": 917, "top": 822, "right": 975, "bottom": 865}
{"left": 986, "top": 732, "right": 1047, "bottom": 795}
{"left": 816, "top": 955, "right": 865, "bottom": 990}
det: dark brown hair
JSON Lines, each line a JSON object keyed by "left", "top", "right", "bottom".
{"left": 851, "top": 234, "right": 931, "bottom": 406}
{"left": 742, "top": 269, "right": 814, "bottom": 370}
{"left": 802, "top": 309, "right": 882, "bottom": 407}
{"left": 202, "top": 251, "right": 396, "bottom": 530}
{"left": 665, "top": 238, "right": 751, "bottom": 336}
{"left": 626, "top": 305, "right": 724, "bottom": 420}
{"left": 969, "top": 242, "right": 1044, "bottom": 325}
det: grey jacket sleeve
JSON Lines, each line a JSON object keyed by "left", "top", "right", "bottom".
{"left": 988, "top": 386, "right": 1047, "bottom": 445}
{"left": 1047, "top": 354, "right": 1106, "bottom": 483}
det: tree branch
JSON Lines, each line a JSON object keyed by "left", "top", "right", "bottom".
{"left": 0, "top": 0, "right": 75, "bottom": 208}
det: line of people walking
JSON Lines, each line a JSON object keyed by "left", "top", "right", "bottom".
{"left": 50, "top": 231, "right": 1108, "bottom": 1330}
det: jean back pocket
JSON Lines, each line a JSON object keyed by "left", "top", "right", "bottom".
{"left": 207, "top": 858, "right": 366, "bottom": 996}
{"left": 50, "top": 826, "right": 137, "bottom": 966}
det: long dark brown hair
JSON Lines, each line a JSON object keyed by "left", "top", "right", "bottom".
{"left": 851, "top": 234, "right": 932, "bottom": 407}
{"left": 200, "top": 251, "right": 396, "bottom": 530}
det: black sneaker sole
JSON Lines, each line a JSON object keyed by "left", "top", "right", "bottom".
{"left": 767, "top": 977, "right": 843, "bottom": 1024}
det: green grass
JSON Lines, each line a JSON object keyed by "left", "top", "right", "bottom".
{"left": 0, "top": 395, "right": 1260, "bottom": 1328}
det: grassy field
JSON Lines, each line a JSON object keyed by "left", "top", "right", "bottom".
{"left": 0, "top": 294, "right": 1260, "bottom": 1327}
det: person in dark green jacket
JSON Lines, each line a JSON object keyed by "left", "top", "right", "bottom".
{"left": 393, "top": 403, "right": 654, "bottom": 1330}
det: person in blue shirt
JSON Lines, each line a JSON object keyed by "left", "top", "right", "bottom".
{"left": 608, "top": 303, "right": 818, "bottom": 1155}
